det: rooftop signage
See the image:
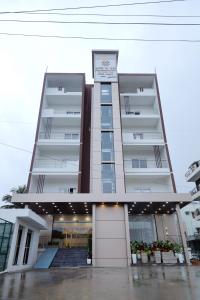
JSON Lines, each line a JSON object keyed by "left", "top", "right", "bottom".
{"left": 93, "top": 52, "right": 118, "bottom": 82}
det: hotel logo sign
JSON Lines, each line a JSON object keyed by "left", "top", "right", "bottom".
{"left": 94, "top": 54, "right": 117, "bottom": 82}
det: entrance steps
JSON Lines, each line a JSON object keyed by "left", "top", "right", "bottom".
{"left": 50, "top": 247, "right": 88, "bottom": 267}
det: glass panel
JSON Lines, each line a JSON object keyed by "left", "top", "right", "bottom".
{"left": 52, "top": 216, "right": 92, "bottom": 248}
{"left": 0, "top": 219, "right": 13, "bottom": 272}
{"left": 101, "top": 106, "right": 113, "bottom": 129}
{"left": 23, "top": 230, "right": 32, "bottom": 265}
{"left": 140, "top": 160, "right": 147, "bottom": 168}
{"left": 132, "top": 159, "right": 139, "bottom": 168}
{"left": 101, "top": 132, "right": 114, "bottom": 161}
{"left": 129, "top": 215, "right": 157, "bottom": 244}
{"left": 13, "top": 226, "right": 23, "bottom": 265}
{"left": 101, "top": 164, "right": 116, "bottom": 193}
{"left": 101, "top": 83, "right": 112, "bottom": 103}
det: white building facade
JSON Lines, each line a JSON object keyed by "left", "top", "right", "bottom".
{"left": 12, "top": 50, "right": 191, "bottom": 267}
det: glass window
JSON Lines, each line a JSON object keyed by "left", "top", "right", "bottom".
{"left": 101, "top": 83, "right": 112, "bottom": 103}
{"left": 101, "top": 164, "right": 116, "bottom": 193}
{"left": 23, "top": 230, "right": 32, "bottom": 265}
{"left": 13, "top": 226, "right": 23, "bottom": 265}
{"left": 132, "top": 159, "right": 147, "bottom": 168}
{"left": 101, "top": 132, "right": 114, "bottom": 161}
{"left": 101, "top": 106, "right": 113, "bottom": 129}
{"left": 129, "top": 215, "right": 157, "bottom": 244}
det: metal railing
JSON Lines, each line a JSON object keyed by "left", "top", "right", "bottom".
{"left": 54, "top": 111, "right": 81, "bottom": 116}
{"left": 34, "top": 159, "right": 79, "bottom": 171}
{"left": 124, "top": 159, "right": 168, "bottom": 169}
{"left": 123, "top": 131, "right": 163, "bottom": 142}
{"left": 39, "top": 132, "right": 80, "bottom": 140}
{"left": 185, "top": 160, "right": 200, "bottom": 178}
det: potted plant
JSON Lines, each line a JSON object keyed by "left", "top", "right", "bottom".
{"left": 140, "top": 242, "right": 150, "bottom": 264}
{"left": 152, "top": 241, "right": 163, "bottom": 263}
{"left": 162, "top": 240, "right": 177, "bottom": 264}
{"left": 130, "top": 241, "right": 140, "bottom": 264}
{"left": 173, "top": 243, "right": 184, "bottom": 264}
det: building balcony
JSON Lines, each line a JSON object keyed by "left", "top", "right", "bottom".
{"left": 42, "top": 109, "right": 81, "bottom": 118}
{"left": 185, "top": 161, "right": 200, "bottom": 182}
{"left": 190, "top": 187, "right": 200, "bottom": 201}
{"left": 32, "top": 159, "right": 79, "bottom": 175}
{"left": 38, "top": 132, "right": 80, "bottom": 146}
{"left": 46, "top": 88, "right": 82, "bottom": 97}
{"left": 120, "top": 88, "right": 156, "bottom": 105}
{"left": 121, "top": 112, "right": 160, "bottom": 127}
{"left": 123, "top": 131, "right": 164, "bottom": 146}
{"left": 124, "top": 159, "right": 170, "bottom": 177}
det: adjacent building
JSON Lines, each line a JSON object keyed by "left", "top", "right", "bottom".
{"left": 183, "top": 161, "right": 200, "bottom": 258}
{"left": 12, "top": 50, "right": 191, "bottom": 267}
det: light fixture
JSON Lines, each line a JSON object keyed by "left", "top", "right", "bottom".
{"left": 166, "top": 202, "right": 168, "bottom": 204}
{"left": 52, "top": 202, "right": 55, "bottom": 205}
{"left": 36, "top": 203, "right": 38, "bottom": 205}
{"left": 159, "top": 208, "right": 161, "bottom": 211}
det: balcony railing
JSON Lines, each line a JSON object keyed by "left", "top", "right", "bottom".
{"left": 121, "top": 88, "right": 155, "bottom": 96}
{"left": 42, "top": 109, "right": 81, "bottom": 117}
{"left": 124, "top": 159, "right": 168, "bottom": 170}
{"left": 185, "top": 160, "right": 200, "bottom": 178}
{"left": 39, "top": 132, "right": 80, "bottom": 141}
{"left": 46, "top": 88, "right": 82, "bottom": 96}
{"left": 123, "top": 131, "right": 163, "bottom": 142}
{"left": 34, "top": 159, "right": 79, "bottom": 171}
{"left": 190, "top": 187, "right": 200, "bottom": 196}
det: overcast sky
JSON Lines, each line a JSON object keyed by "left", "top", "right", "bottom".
{"left": 0, "top": 0, "right": 199, "bottom": 203}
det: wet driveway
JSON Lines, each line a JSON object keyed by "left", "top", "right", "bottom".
{"left": 0, "top": 266, "right": 200, "bottom": 300}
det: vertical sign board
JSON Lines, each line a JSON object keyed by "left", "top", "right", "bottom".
{"left": 94, "top": 53, "right": 118, "bottom": 82}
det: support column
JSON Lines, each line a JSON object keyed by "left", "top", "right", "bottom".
{"left": 176, "top": 204, "right": 191, "bottom": 265}
{"left": 124, "top": 204, "right": 131, "bottom": 266}
{"left": 92, "top": 204, "right": 96, "bottom": 266}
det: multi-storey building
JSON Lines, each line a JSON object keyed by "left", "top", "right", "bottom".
{"left": 183, "top": 161, "right": 200, "bottom": 257}
{"left": 12, "top": 50, "right": 191, "bottom": 267}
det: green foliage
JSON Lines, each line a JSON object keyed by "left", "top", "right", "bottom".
{"left": 1, "top": 185, "right": 27, "bottom": 208}
{"left": 131, "top": 240, "right": 183, "bottom": 254}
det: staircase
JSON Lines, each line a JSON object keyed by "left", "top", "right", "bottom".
{"left": 51, "top": 247, "right": 88, "bottom": 268}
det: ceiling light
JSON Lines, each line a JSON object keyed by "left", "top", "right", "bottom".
{"left": 52, "top": 202, "right": 55, "bottom": 204}
{"left": 159, "top": 208, "right": 161, "bottom": 211}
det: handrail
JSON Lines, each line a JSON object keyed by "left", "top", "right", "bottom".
{"left": 124, "top": 159, "right": 168, "bottom": 168}
{"left": 185, "top": 161, "right": 200, "bottom": 178}
{"left": 39, "top": 132, "right": 80, "bottom": 140}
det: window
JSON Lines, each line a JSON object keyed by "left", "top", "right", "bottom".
{"left": 101, "top": 164, "right": 116, "bottom": 193}
{"left": 101, "top": 83, "right": 112, "bottom": 103}
{"left": 132, "top": 159, "right": 147, "bottom": 168}
{"left": 101, "top": 106, "right": 113, "bottom": 129}
{"left": 13, "top": 226, "right": 23, "bottom": 265}
{"left": 185, "top": 211, "right": 190, "bottom": 215}
{"left": 129, "top": 215, "right": 157, "bottom": 244}
{"left": 133, "top": 133, "right": 143, "bottom": 140}
{"left": 23, "top": 230, "right": 32, "bottom": 265}
{"left": 69, "top": 187, "right": 77, "bottom": 194}
{"left": 101, "top": 132, "right": 114, "bottom": 161}
{"left": 64, "top": 133, "right": 79, "bottom": 140}
{"left": 58, "top": 86, "right": 62, "bottom": 91}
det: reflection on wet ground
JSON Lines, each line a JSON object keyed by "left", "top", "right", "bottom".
{"left": 0, "top": 266, "right": 200, "bottom": 300}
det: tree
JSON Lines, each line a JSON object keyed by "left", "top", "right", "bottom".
{"left": 1, "top": 185, "right": 27, "bottom": 209}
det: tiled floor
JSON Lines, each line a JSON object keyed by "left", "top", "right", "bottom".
{"left": 0, "top": 266, "right": 200, "bottom": 300}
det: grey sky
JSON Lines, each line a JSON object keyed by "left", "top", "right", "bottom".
{"left": 0, "top": 0, "right": 199, "bottom": 203}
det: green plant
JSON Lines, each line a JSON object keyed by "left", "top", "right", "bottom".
{"left": 130, "top": 241, "right": 140, "bottom": 254}
{"left": 173, "top": 243, "right": 182, "bottom": 253}
{"left": 1, "top": 185, "right": 27, "bottom": 208}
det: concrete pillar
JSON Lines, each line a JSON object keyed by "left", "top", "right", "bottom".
{"left": 176, "top": 204, "right": 191, "bottom": 265}
{"left": 124, "top": 204, "right": 131, "bottom": 266}
{"left": 92, "top": 204, "right": 96, "bottom": 266}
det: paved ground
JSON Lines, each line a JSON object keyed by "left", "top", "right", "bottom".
{"left": 0, "top": 266, "right": 200, "bottom": 300}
